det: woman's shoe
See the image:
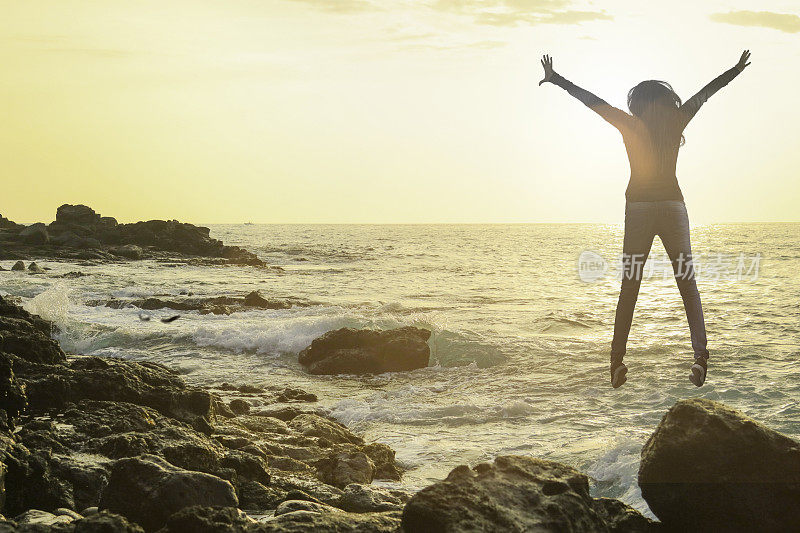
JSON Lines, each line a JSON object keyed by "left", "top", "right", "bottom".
{"left": 689, "top": 357, "right": 707, "bottom": 387}
{"left": 611, "top": 361, "right": 628, "bottom": 388}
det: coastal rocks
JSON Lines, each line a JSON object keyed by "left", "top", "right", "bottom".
{"left": 108, "top": 245, "right": 143, "bottom": 260}
{"left": 639, "top": 398, "right": 800, "bottom": 532}
{"left": 10, "top": 262, "right": 25, "bottom": 271}
{"left": 2, "top": 204, "right": 265, "bottom": 266}
{"left": 99, "top": 291, "right": 303, "bottom": 315}
{"left": 335, "top": 484, "right": 409, "bottom": 513}
{"left": 298, "top": 326, "right": 431, "bottom": 375}
{"left": 313, "top": 450, "right": 375, "bottom": 488}
{"left": 0, "top": 298, "right": 66, "bottom": 366}
{"left": 55, "top": 204, "right": 106, "bottom": 227}
{"left": 99, "top": 454, "right": 238, "bottom": 531}
{"left": 288, "top": 414, "right": 363, "bottom": 446}
{"left": 401, "top": 455, "right": 656, "bottom": 533}
{"left": 157, "top": 506, "right": 256, "bottom": 533}
{"left": 0, "top": 214, "right": 21, "bottom": 231}
{"left": 14, "top": 509, "right": 74, "bottom": 526}
{"left": 261, "top": 509, "right": 402, "bottom": 532}
{"left": 17, "top": 356, "right": 214, "bottom": 424}
{"left": 18, "top": 224, "right": 49, "bottom": 245}
{"left": 0, "top": 295, "right": 413, "bottom": 532}
{"left": 230, "top": 399, "right": 250, "bottom": 415}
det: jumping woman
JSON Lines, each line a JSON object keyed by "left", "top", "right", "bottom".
{"left": 539, "top": 50, "right": 751, "bottom": 388}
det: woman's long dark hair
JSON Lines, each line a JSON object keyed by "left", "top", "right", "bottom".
{"left": 627, "top": 80, "right": 685, "bottom": 169}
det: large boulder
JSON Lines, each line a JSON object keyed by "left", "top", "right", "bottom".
{"left": 402, "top": 455, "right": 656, "bottom": 533}
{"left": 0, "top": 296, "right": 66, "bottom": 365}
{"left": 313, "top": 449, "right": 375, "bottom": 489}
{"left": 99, "top": 454, "right": 238, "bottom": 531}
{"left": 56, "top": 204, "right": 101, "bottom": 227}
{"left": 639, "top": 398, "right": 800, "bottom": 532}
{"left": 18, "top": 355, "right": 214, "bottom": 424}
{"left": 298, "top": 327, "right": 431, "bottom": 375}
{"left": 18, "top": 223, "right": 49, "bottom": 245}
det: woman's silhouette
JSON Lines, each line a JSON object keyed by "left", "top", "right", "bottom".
{"left": 540, "top": 50, "right": 751, "bottom": 388}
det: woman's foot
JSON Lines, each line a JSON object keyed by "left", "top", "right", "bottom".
{"left": 611, "top": 361, "right": 628, "bottom": 388}
{"left": 689, "top": 357, "right": 707, "bottom": 387}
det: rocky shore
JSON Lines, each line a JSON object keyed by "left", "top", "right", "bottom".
{"left": 3, "top": 293, "right": 798, "bottom": 532}
{"left": 0, "top": 205, "right": 265, "bottom": 266}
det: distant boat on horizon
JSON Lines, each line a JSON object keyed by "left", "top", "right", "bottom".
{"left": 244, "top": 222, "right": 255, "bottom": 226}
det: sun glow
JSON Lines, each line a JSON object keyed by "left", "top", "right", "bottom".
{"left": 1, "top": 0, "right": 798, "bottom": 223}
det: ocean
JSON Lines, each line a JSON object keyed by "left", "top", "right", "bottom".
{"left": 2, "top": 223, "right": 799, "bottom": 517}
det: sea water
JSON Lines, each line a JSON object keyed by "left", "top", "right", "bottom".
{"left": 2, "top": 223, "right": 799, "bottom": 517}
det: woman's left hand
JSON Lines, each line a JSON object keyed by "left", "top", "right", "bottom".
{"left": 539, "top": 54, "right": 555, "bottom": 86}
{"left": 735, "top": 50, "right": 751, "bottom": 72}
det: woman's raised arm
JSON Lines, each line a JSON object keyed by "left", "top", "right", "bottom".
{"left": 539, "top": 54, "right": 633, "bottom": 133}
{"left": 680, "top": 50, "right": 750, "bottom": 125}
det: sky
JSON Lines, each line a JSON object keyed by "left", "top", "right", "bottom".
{"left": 2, "top": 0, "right": 799, "bottom": 224}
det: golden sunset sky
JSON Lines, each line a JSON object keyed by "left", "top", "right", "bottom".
{"left": 2, "top": 1, "right": 798, "bottom": 223}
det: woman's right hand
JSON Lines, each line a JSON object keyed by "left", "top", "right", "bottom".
{"left": 539, "top": 54, "right": 555, "bottom": 86}
{"left": 735, "top": 50, "right": 751, "bottom": 72}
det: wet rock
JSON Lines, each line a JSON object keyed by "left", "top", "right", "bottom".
{"left": 10, "top": 261, "right": 25, "bottom": 271}
{"left": 27, "top": 262, "right": 45, "bottom": 274}
{"left": 14, "top": 509, "right": 74, "bottom": 526}
{"left": 251, "top": 407, "right": 311, "bottom": 422}
{"left": 243, "top": 291, "right": 291, "bottom": 310}
{"left": 54, "top": 508, "right": 83, "bottom": 520}
{"left": 274, "top": 500, "right": 342, "bottom": 516}
{"left": 298, "top": 327, "right": 431, "bottom": 375}
{"left": 18, "top": 224, "right": 49, "bottom": 245}
{"left": 313, "top": 449, "right": 375, "bottom": 489}
{"left": 288, "top": 415, "right": 362, "bottom": 446}
{"left": 99, "top": 454, "right": 238, "bottom": 531}
{"left": 401, "top": 455, "right": 638, "bottom": 532}
{"left": 69, "top": 511, "right": 145, "bottom": 532}
{"left": 158, "top": 506, "right": 255, "bottom": 533}
{"left": 335, "top": 484, "right": 409, "bottom": 513}
{"left": 592, "top": 498, "right": 660, "bottom": 533}
{"left": 639, "top": 398, "right": 800, "bottom": 532}
{"left": 362, "top": 442, "right": 402, "bottom": 481}
{"left": 18, "top": 356, "right": 213, "bottom": 423}
{"left": 260, "top": 510, "right": 402, "bottom": 532}
{"left": 220, "top": 450, "right": 270, "bottom": 485}
{"left": 0, "top": 297, "right": 66, "bottom": 365}
{"left": 274, "top": 388, "right": 316, "bottom": 403}
{"left": 0, "top": 352, "right": 27, "bottom": 426}
{"left": 108, "top": 245, "right": 143, "bottom": 260}
{"left": 230, "top": 399, "right": 250, "bottom": 415}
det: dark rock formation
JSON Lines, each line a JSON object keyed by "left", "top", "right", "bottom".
{"left": 0, "top": 204, "right": 265, "bottom": 266}
{"left": 230, "top": 399, "right": 250, "bottom": 415}
{"left": 18, "top": 224, "right": 49, "bottom": 245}
{"left": 298, "top": 327, "right": 431, "bottom": 375}
{"left": 335, "top": 484, "right": 409, "bottom": 513}
{"left": 18, "top": 355, "right": 214, "bottom": 424}
{"left": 402, "top": 455, "right": 658, "bottom": 533}
{"left": 97, "top": 291, "right": 302, "bottom": 316}
{"left": 639, "top": 398, "right": 800, "bottom": 532}
{"left": 99, "top": 454, "right": 238, "bottom": 531}
{"left": 0, "top": 215, "right": 21, "bottom": 231}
